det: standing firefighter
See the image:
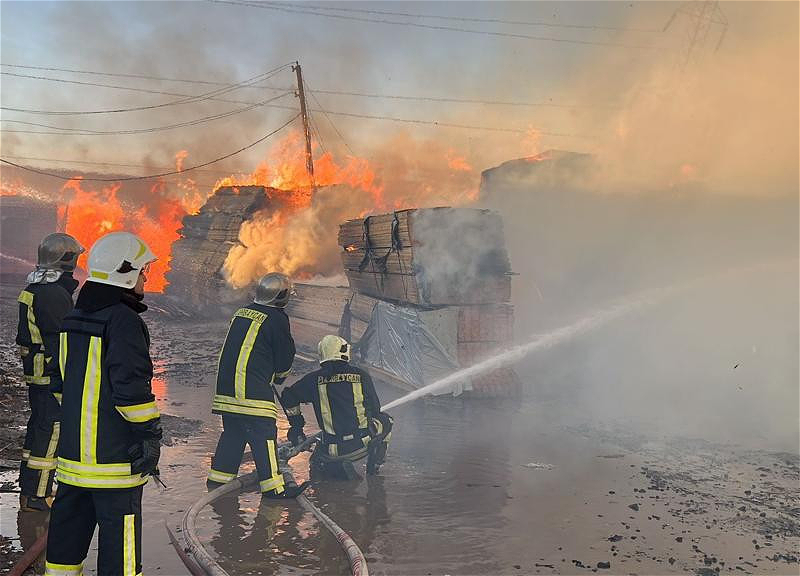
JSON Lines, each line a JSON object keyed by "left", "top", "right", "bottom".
{"left": 17, "top": 233, "right": 84, "bottom": 511}
{"left": 282, "top": 335, "right": 393, "bottom": 479}
{"left": 208, "top": 272, "right": 308, "bottom": 498}
{"left": 45, "top": 232, "right": 162, "bottom": 576}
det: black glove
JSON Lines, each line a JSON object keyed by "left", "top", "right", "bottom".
{"left": 262, "top": 480, "right": 309, "bottom": 499}
{"left": 288, "top": 426, "right": 307, "bottom": 447}
{"left": 129, "top": 436, "right": 161, "bottom": 476}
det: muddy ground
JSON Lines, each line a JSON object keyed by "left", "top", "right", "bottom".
{"left": 0, "top": 284, "right": 798, "bottom": 575}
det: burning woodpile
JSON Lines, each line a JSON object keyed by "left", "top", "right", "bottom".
{"left": 338, "top": 207, "right": 520, "bottom": 397}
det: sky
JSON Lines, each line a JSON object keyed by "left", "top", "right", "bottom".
{"left": 0, "top": 1, "right": 797, "bottom": 196}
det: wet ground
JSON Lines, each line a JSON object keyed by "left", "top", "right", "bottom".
{"left": 1, "top": 284, "right": 798, "bottom": 575}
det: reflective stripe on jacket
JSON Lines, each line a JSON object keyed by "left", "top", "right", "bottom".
{"left": 213, "top": 303, "right": 295, "bottom": 419}
{"left": 53, "top": 298, "right": 159, "bottom": 489}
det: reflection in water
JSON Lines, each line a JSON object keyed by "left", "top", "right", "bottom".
{"left": 16, "top": 508, "right": 49, "bottom": 575}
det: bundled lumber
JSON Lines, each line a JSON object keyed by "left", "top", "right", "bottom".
{"left": 166, "top": 186, "right": 272, "bottom": 307}
{"left": 338, "top": 207, "right": 512, "bottom": 307}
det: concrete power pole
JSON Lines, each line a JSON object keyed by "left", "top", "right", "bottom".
{"left": 293, "top": 62, "right": 315, "bottom": 187}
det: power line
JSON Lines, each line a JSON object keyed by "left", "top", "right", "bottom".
{"left": 0, "top": 69, "right": 588, "bottom": 138}
{"left": 0, "top": 113, "right": 300, "bottom": 181}
{"left": 1, "top": 155, "right": 249, "bottom": 176}
{"left": 2, "top": 64, "right": 617, "bottom": 110}
{"left": 305, "top": 83, "right": 354, "bottom": 156}
{"left": 0, "top": 63, "right": 293, "bottom": 115}
{"left": 1, "top": 92, "right": 293, "bottom": 135}
{"left": 209, "top": 0, "right": 662, "bottom": 49}
{"left": 259, "top": 1, "right": 664, "bottom": 33}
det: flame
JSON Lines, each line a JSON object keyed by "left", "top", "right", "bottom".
{"left": 446, "top": 150, "right": 472, "bottom": 172}
{"left": 175, "top": 150, "right": 189, "bottom": 173}
{"left": 344, "top": 244, "right": 358, "bottom": 252}
{"left": 60, "top": 178, "right": 185, "bottom": 292}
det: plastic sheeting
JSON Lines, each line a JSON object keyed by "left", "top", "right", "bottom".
{"left": 355, "top": 301, "right": 463, "bottom": 395}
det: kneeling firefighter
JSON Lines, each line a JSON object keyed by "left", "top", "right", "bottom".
{"left": 207, "top": 272, "right": 308, "bottom": 499}
{"left": 281, "top": 335, "right": 393, "bottom": 479}
{"left": 17, "top": 233, "right": 84, "bottom": 511}
{"left": 45, "top": 232, "right": 162, "bottom": 576}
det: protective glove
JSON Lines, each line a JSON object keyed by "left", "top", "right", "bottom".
{"left": 128, "top": 436, "right": 161, "bottom": 476}
{"left": 262, "top": 481, "right": 310, "bottom": 499}
{"left": 287, "top": 426, "right": 307, "bottom": 447}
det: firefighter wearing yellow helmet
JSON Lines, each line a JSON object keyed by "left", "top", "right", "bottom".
{"left": 16, "top": 233, "right": 84, "bottom": 511}
{"left": 281, "top": 335, "right": 393, "bottom": 479}
{"left": 45, "top": 231, "right": 162, "bottom": 576}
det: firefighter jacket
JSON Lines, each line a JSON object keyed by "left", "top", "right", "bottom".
{"left": 213, "top": 303, "right": 295, "bottom": 420}
{"left": 51, "top": 281, "right": 161, "bottom": 489}
{"left": 282, "top": 360, "right": 382, "bottom": 448}
{"left": 16, "top": 274, "right": 78, "bottom": 386}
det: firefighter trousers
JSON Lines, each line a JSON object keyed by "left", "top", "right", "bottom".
{"left": 208, "top": 413, "right": 285, "bottom": 495}
{"left": 19, "top": 385, "right": 60, "bottom": 498}
{"left": 45, "top": 483, "right": 143, "bottom": 576}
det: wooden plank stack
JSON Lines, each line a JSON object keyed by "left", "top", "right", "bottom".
{"left": 165, "top": 186, "right": 271, "bottom": 307}
{"left": 338, "top": 207, "right": 511, "bottom": 307}
{"left": 339, "top": 207, "right": 519, "bottom": 397}
{"left": 285, "top": 283, "right": 352, "bottom": 351}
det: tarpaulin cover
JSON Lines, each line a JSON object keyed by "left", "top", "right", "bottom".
{"left": 356, "top": 301, "right": 462, "bottom": 394}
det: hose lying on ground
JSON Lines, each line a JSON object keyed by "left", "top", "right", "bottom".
{"left": 8, "top": 529, "right": 47, "bottom": 576}
{"left": 171, "top": 434, "right": 369, "bottom": 576}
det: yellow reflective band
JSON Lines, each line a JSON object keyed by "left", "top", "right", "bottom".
{"left": 22, "top": 449, "right": 31, "bottom": 461}
{"left": 34, "top": 352, "right": 45, "bottom": 377}
{"left": 80, "top": 336, "right": 102, "bottom": 464}
{"left": 55, "top": 471, "right": 147, "bottom": 489}
{"left": 352, "top": 382, "right": 368, "bottom": 429}
{"left": 328, "top": 442, "right": 339, "bottom": 457}
{"left": 27, "top": 456, "right": 57, "bottom": 470}
{"left": 285, "top": 406, "right": 301, "bottom": 416}
{"left": 267, "top": 439, "right": 280, "bottom": 478}
{"left": 59, "top": 332, "right": 68, "bottom": 380}
{"left": 34, "top": 421, "right": 61, "bottom": 497}
{"left": 211, "top": 402, "right": 278, "bottom": 418}
{"left": 53, "top": 392, "right": 62, "bottom": 404}
{"left": 259, "top": 475, "right": 285, "bottom": 493}
{"left": 58, "top": 457, "right": 133, "bottom": 476}
{"left": 90, "top": 271, "right": 109, "bottom": 279}
{"left": 207, "top": 469, "right": 237, "bottom": 483}
{"left": 318, "top": 383, "right": 334, "bottom": 434}
{"left": 234, "top": 308, "right": 267, "bottom": 323}
{"left": 234, "top": 320, "right": 262, "bottom": 400}
{"left": 116, "top": 401, "right": 160, "bottom": 423}
{"left": 19, "top": 291, "right": 43, "bottom": 345}
{"left": 45, "top": 561, "right": 84, "bottom": 576}
{"left": 123, "top": 514, "right": 136, "bottom": 576}
{"left": 135, "top": 239, "right": 147, "bottom": 260}
{"left": 25, "top": 375, "right": 51, "bottom": 385}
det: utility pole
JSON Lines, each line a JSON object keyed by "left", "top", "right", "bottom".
{"left": 665, "top": 0, "right": 728, "bottom": 68}
{"left": 293, "top": 62, "right": 315, "bottom": 187}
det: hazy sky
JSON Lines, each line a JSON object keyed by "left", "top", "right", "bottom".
{"left": 0, "top": 1, "right": 797, "bottom": 193}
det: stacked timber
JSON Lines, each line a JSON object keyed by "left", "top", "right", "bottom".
{"left": 338, "top": 208, "right": 511, "bottom": 307}
{"left": 338, "top": 208, "right": 518, "bottom": 397}
{"left": 166, "top": 186, "right": 272, "bottom": 308}
{"left": 285, "top": 283, "right": 352, "bottom": 351}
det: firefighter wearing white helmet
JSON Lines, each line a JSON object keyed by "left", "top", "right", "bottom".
{"left": 282, "top": 334, "right": 393, "bottom": 479}
{"left": 45, "top": 231, "right": 162, "bottom": 576}
{"left": 16, "top": 233, "right": 84, "bottom": 511}
{"left": 208, "top": 272, "right": 309, "bottom": 499}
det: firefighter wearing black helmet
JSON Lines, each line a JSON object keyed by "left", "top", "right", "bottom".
{"left": 207, "top": 272, "right": 309, "bottom": 498}
{"left": 16, "top": 232, "right": 84, "bottom": 511}
{"left": 281, "top": 335, "right": 393, "bottom": 479}
{"left": 45, "top": 231, "right": 162, "bottom": 576}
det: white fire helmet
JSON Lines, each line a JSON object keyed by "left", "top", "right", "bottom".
{"left": 87, "top": 232, "right": 156, "bottom": 289}
{"left": 318, "top": 335, "right": 351, "bottom": 364}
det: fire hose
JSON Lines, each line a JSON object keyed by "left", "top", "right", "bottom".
{"left": 169, "top": 433, "right": 369, "bottom": 576}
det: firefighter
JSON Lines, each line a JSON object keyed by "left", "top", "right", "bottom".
{"left": 16, "top": 232, "right": 84, "bottom": 511}
{"left": 44, "top": 231, "right": 162, "bottom": 576}
{"left": 207, "top": 272, "right": 308, "bottom": 499}
{"left": 281, "top": 335, "right": 393, "bottom": 479}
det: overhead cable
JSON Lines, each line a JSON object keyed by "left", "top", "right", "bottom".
{"left": 0, "top": 113, "right": 300, "bottom": 181}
